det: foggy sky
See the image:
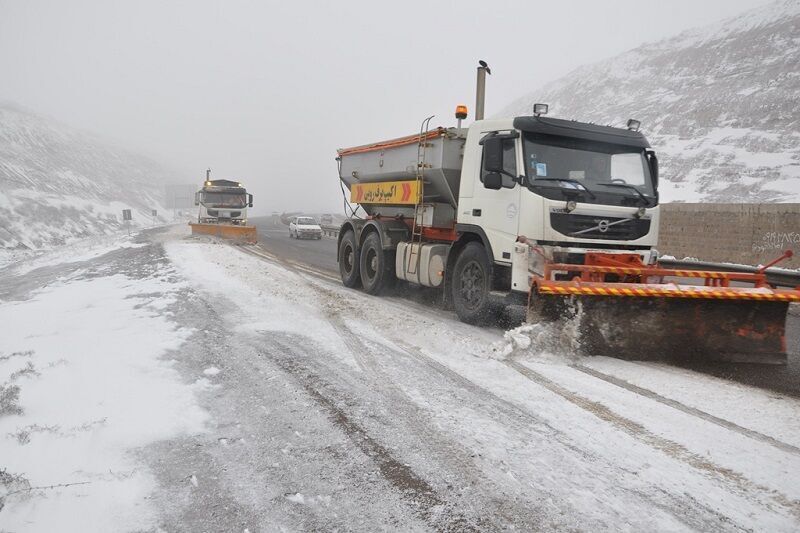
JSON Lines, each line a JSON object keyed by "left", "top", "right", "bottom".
{"left": 0, "top": 0, "right": 770, "bottom": 214}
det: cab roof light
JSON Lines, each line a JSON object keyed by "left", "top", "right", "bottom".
{"left": 627, "top": 119, "right": 641, "bottom": 132}
{"left": 455, "top": 105, "right": 468, "bottom": 120}
{"left": 533, "top": 103, "right": 549, "bottom": 117}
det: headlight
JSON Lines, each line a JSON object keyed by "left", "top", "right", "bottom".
{"left": 566, "top": 200, "right": 577, "bottom": 212}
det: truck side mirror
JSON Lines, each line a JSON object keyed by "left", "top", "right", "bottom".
{"left": 194, "top": 192, "right": 200, "bottom": 206}
{"left": 646, "top": 150, "right": 658, "bottom": 189}
{"left": 483, "top": 136, "right": 504, "bottom": 173}
{"left": 483, "top": 172, "right": 503, "bottom": 190}
{"left": 248, "top": 194, "right": 253, "bottom": 208}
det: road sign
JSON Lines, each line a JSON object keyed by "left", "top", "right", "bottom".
{"left": 122, "top": 209, "right": 132, "bottom": 221}
{"left": 350, "top": 180, "right": 420, "bottom": 205}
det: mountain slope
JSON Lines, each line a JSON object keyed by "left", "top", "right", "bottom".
{"left": 501, "top": 0, "right": 800, "bottom": 202}
{"left": 0, "top": 103, "right": 177, "bottom": 250}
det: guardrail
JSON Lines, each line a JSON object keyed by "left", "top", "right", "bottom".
{"left": 659, "top": 258, "right": 800, "bottom": 288}
{"left": 320, "top": 224, "right": 340, "bottom": 238}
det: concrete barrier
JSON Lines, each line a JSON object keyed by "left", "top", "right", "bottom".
{"left": 320, "top": 224, "right": 340, "bottom": 238}
{"left": 658, "top": 204, "right": 800, "bottom": 269}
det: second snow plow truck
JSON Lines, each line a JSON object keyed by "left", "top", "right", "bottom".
{"left": 190, "top": 169, "right": 257, "bottom": 243}
{"left": 334, "top": 63, "right": 800, "bottom": 364}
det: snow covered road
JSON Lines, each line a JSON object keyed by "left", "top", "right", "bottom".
{"left": 2, "top": 225, "right": 800, "bottom": 531}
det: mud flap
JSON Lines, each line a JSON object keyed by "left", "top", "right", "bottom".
{"left": 531, "top": 295, "right": 789, "bottom": 365}
{"left": 189, "top": 223, "right": 257, "bottom": 244}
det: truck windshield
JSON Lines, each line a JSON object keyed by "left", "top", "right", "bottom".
{"left": 201, "top": 192, "right": 247, "bottom": 208}
{"left": 522, "top": 133, "right": 656, "bottom": 207}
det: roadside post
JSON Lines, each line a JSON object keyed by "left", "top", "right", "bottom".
{"left": 122, "top": 209, "right": 132, "bottom": 235}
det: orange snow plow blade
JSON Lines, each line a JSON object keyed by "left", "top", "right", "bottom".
{"left": 189, "top": 222, "right": 257, "bottom": 244}
{"left": 530, "top": 251, "right": 799, "bottom": 364}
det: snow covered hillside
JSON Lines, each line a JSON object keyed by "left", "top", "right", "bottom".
{"left": 501, "top": 0, "right": 800, "bottom": 203}
{"left": 0, "top": 103, "right": 177, "bottom": 252}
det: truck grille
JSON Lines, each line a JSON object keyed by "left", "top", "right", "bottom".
{"left": 550, "top": 213, "right": 650, "bottom": 241}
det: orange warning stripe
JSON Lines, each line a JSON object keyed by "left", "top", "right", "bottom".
{"left": 537, "top": 285, "right": 800, "bottom": 301}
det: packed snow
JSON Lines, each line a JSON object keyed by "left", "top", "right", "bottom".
{"left": 0, "top": 231, "right": 208, "bottom": 531}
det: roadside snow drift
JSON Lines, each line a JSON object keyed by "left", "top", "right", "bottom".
{"left": 0, "top": 246, "right": 207, "bottom": 530}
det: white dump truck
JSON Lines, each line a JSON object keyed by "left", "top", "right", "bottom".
{"left": 334, "top": 63, "right": 800, "bottom": 363}
{"left": 190, "top": 169, "right": 257, "bottom": 243}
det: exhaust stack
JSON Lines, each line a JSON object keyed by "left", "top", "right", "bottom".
{"left": 475, "top": 60, "right": 491, "bottom": 121}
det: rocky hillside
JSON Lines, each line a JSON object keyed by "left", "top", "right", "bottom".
{"left": 501, "top": 0, "right": 800, "bottom": 203}
{"left": 0, "top": 103, "right": 177, "bottom": 251}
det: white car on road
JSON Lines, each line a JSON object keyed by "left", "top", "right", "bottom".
{"left": 289, "top": 216, "right": 323, "bottom": 240}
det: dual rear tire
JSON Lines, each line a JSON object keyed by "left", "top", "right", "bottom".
{"left": 338, "top": 231, "right": 394, "bottom": 294}
{"left": 339, "top": 231, "right": 494, "bottom": 324}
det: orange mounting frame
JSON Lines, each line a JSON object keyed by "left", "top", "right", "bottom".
{"left": 532, "top": 251, "right": 800, "bottom": 303}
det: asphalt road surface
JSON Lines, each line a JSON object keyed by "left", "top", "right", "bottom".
{"left": 252, "top": 216, "right": 338, "bottom": 276}
{"left": 249, "top": 216, "right": 800, "bottom": 399}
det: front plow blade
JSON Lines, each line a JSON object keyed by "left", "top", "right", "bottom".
{"left": 189, "top": 222, "right": 257, "bottom": 244}
{"left": 526, "top": 251, "right": 800, "bottom": 365}
{"left": 533, "top": 295, "right": 789, "bottom": 364}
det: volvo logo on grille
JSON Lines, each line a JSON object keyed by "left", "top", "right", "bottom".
{"left": 597, "top": 219, "right": 610, "bottom": 233}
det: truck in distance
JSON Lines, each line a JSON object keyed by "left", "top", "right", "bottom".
{"left": 189, "top": 169, "right": 257, "bottom": 243}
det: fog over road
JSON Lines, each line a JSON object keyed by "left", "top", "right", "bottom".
{"left": 251, "top": 216, "right": 338, "bottom": 277}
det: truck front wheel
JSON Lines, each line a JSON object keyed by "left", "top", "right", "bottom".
{"left": 451, "top": 242, "right": 494, "bottom": 324}
{"left": 359, "top": 232, "right": 394, "bottom": 294}
{"left": 338, "top": 230, "right": 361, "bottom": 288}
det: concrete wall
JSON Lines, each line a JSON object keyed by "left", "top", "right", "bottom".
{"left": 658, "top": 204, "right": 800, "bottom": 268}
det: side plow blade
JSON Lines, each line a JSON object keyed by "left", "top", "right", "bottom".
{"left": 189, "top": 222, "right": 257, "bottom": 244}
{"left": 532, "top": 294, "right": 790, "bottom": 364}
{"left": 529, "top": 251, "right": 800, "bottom": 365}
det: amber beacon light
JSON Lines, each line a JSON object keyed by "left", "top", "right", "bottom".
{"left": 455, "top": 104, "right": 468, "bottom": 128}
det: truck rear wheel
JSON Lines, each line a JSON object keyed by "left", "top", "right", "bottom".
{"left": 451, "top": 242, "right": 494, "bottom": 324}
{"left": 338, "top": 230, "right": 361, "bottom": 288}
{"left": 359, "top": 232, "right": 394, "bottom": 294}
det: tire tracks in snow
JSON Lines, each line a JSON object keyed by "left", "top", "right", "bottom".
{"left": 505, "top": 357, "right": 800, "bottom": 519}
{"left": 573, "top": 364, "right": 800, "bottom": 457}
{"left": 264, "top": 335, "right": 478, "bottom": 532}
{"left": 236, "top": 242, "right": 755, "bottom": 530}
{"left": 318, "top": 301, "right": 756, "bottom": 531}
{"left": 238, "top": 245, "right": 486, "bottom": 529}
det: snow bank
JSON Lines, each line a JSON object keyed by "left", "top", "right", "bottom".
{"left": 0, "top": 230, "right": 148, "bottom": 273}
{"left": 491, "top": 320, "right": 585, "bottom": 363}
{"left": 0, "top": 270, "right": 208, "bottom": 530}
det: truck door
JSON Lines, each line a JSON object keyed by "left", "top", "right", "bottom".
{"left": 471, "top": 136, "right": 521, "bottom": 264}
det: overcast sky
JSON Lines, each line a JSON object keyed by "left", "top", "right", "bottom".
{"left": 0, "top": 0, "right": 770, "bottom": 214}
